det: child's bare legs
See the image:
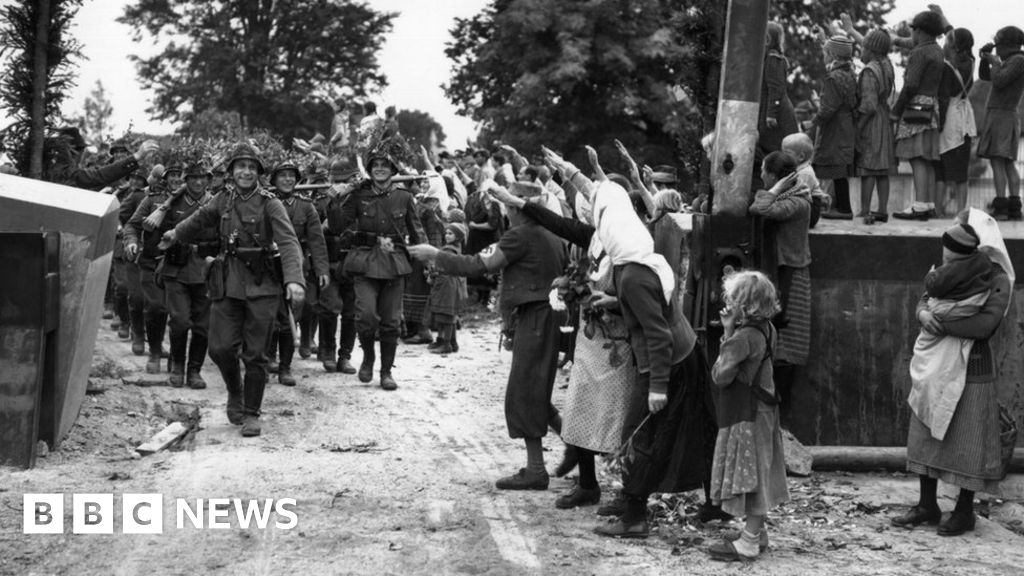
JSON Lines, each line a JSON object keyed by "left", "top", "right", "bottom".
{"left": 859, "top": 176, "right": 875, "bottom": 217}
{"left": 876, "top": 175, "right": 890, "bottom": 214}
{"left": 991, "top": 157, "right": 1009, "bottom": 199}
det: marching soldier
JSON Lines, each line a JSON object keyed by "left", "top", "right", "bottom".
{"left": 318, "top": 157, "right": 360, "bottom": 374}
{"left": 119, "top": 169, "right": 151, "bottom": 355}
{"left": 270, "top": 161, "right": 329, "bottom": 386}
{"left": 162, "top": 143, "right": 305, "bottom": 437}
{"left": 152, "top": 161, "right": 219, "bottom": 388}
{"left": 335, "top": 141, "right": 426, "bottom": 390}
{"left": 125, "top": 164, "right": 184, "bottom": 373}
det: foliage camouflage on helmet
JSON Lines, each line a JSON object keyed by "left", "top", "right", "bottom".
{"left": 361, "top": 122, "right": 412, "bottom": 171}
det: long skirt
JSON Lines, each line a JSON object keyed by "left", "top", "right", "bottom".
{"left": 710, "top": 405, "right": 790, "bottom": 517}
{"left": 505, "top": 301, "right": 561, "bottom": 438}
{"left": 561, "top": 312, "right": 636, "bottom": 454}
{"left": 402, "top": 260, "right": 430, "bottom": 325}
{"left": 621, "top": 348, "right": 718, "bottom": 497}
{"left": 776, "top": 267, "right": 810, "bottom": 366}
{"left": 907, "top": 378, "right": 1003, "bottom": 494}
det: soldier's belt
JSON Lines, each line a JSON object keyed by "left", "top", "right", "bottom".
{"left": 348, "top": 231, "right": 404, "bottom": 248}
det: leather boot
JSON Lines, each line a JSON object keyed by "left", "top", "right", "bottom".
{"left": 241, "top": 415, "right": 261, "bottom": 437}
{"left": 991, "top": 197, "right": 1010, "bottom": 221}
{"left": 168, "top": 362, "right": 185, "bottom": 387}
{"left": 145, "top": 311, "right": 167, "bottom": 369}
{"left": 358, "top": 335, "right": 376, "bottom": 383}
{"left": 146, "top": 352, "right": 162, "bottom": 374}
{"left": 319, "top": 314, "right": 338, "bottom": 364}
{"left": 298, "top": 312, "right": 313, "bottom": 359}
{"left": 130, "top": 306, "right": 146, "bottom": 355}
{"left": 186, "top": 369, "right": 206, "bottom": 390}
{"left": 221, "top": 361, "right": 245, "bottom": 425}
{"left": 278, "top": 365, "right": 296, "bottom": 386}
{"left": 242, "top": 368, "right": 266, "bottom": 427}
{"left": 187, "top": 332, "right": 207, "bottom": 375}
{"left": 337, "top": 355, "right": 357, "bottom": 375}
{"left": 1008, "top": 196, "right": 1023, "bottom": 221}
{"left": 322, "top": 349, "right": 338, "bottom": 372}
{"left": 279, "top": 327, "right": 296, "bottom": 374}
{"left": 380, "top": 339, "right": 398, "bottom": 390}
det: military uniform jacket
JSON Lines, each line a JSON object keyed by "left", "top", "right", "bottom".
{"left": 114, "top": 186, "right": 145, "bottom": 260}
{"left": 156, "top": 190, "right": 218, "bottom": 284}
{"left": 337, "top": 180, "right": 426, "bottom": 280}
{"left": 124, "top": 188, "right": 170, "bottom": 268}
{"left": 50, "top": 154, "right": 139, "bottom": 191}
{"left": 174, "top": 186, "right": 304, "bottom": 299}
{"left": 278, "top": 193, "right": 330, "bottom": 279}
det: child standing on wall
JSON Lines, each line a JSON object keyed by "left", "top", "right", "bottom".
{"left": 427, "top": 222, "right": 469, "bottom": 354}
{"left": 707, "top": 270, "right": 790, "bottom": 562}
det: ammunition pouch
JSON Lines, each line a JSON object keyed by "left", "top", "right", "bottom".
{"left": 228, "top": 246, "right": 276, "bottom": 285}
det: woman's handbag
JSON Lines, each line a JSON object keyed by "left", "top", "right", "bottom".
{"left": 902, "top": 100, "right": 934, "bottom": 125}
{"left": 999, "top": 403, "right": 1018, "bottom": 479}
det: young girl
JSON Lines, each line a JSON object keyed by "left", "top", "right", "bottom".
{"left": 427, "top": 223, "right": 468, "bottom": 354}
{"left": 707, "top": 270, "right": 789, "bottom": 562}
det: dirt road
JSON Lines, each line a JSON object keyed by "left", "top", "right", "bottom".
{"left": 2, "top": 313, "right": 1024, "bottom": 575}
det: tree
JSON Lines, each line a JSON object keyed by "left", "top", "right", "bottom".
{"left": 118, "top": 0, "right": 396, "bottom": 144}
{"left": 395, "top": 109, "right": 447, "bottom": 155}
{"left": 772, "top": 0, "right": 894, "bottom": 102}
{"left": 445, "top": 0, "right": 724, "bottom": 182}
{"left": 446, "top": 0, "right": 891, "bottom": 179}
{"left": 0, "top": 0, "right": 83, "bottom": 177}
{"left": 66, "top": 79, "right": 114, "bottom": 146}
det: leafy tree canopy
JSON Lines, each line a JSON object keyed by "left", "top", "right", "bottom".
{"left": 446, "top": 0, "right": 891, "bottom": 180}
{"left": 118, "top": 0, "right": 396, "bottom": 143}
{"left": 395, "top": 109, "right": 447, "bottom": 156}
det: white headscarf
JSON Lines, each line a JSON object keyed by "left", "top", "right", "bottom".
{"left": 421, "top": 170, "right": 450, "bottom": 212}
{"left": 967, "top": 208, "right": 1015, "bottom": 316}
{"left": 589, "top": 180, "right": 674, "bottom": 304}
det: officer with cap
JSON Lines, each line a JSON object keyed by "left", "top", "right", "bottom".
{"left": 334, "top": 141, "right": 426, "bottom": 390}
{"left": 317, "top": 155, "right": 361, "bottom": 374}
{"left": 162, "top": 143, "right": 305, "bottom": 437}
{"left": 146, "top": 161, "right": 219, "bottom": 388}
{"left": 270, "top": 160, "right": 329, "bottom": 386}
{"left": 124, "top": 163, "right": 185, "bottom": 372}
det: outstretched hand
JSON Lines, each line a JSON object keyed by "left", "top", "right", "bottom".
{"left": 585, "top": 145, "right": 607, "bottom": 181}
{"left": 487, "top": 185, "right": 523, "bottom": 208}
{"left": 407, "top": 244, "right": 440, "bottom": 262}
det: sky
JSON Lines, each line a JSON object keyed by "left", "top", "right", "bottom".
{"left": 44, "top": 0, "right": 1024, "bottom": 149}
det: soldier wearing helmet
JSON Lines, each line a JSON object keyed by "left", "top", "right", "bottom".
{"left": 162, "top": 142, "right": 306, "bottom": 437}
{"left": 316, "top": 155, "right": 361, "bottom": 374}
{"left": 331, "top": 139, "right": 426, "bottom": 391}
{"left": 269, "top": 160, "right": 329, "bottom": 386}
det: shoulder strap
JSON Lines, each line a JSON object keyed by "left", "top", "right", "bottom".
{"left": 744, "top": 323, "right": 778, "bottom": 405}
{"left": 946, "top": 61, "right": 969, "bottom": 98}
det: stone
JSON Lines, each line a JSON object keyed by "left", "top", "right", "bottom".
{"left": 782, "top": 428, "right": 813, "bottom": 476}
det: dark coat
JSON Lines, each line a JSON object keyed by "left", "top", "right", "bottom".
{"left": 812, "top": 60, "right": 858, "bottom": 168}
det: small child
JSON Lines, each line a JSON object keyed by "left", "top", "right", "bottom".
{"left": 908, "top": 223, "right": 992, "bottom": 440}
{"left": 427, "top": 223, "right": 469, "bottom": 354}
{"left": 782, "top": 132, "right": 828, "bottom": 227}
{"left": 707, "top": 270, "right": 789, "bottom": 562}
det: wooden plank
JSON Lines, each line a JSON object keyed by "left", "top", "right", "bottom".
{"left": 136, "top": 422, "right": 188, "bottom": 455}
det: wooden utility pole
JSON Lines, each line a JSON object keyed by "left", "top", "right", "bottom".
{"left": 29, "top": 0, "right": 51, "bottom": 179}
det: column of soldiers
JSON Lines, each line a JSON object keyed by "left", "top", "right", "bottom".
{"left": 99, "top": 136, "right": 425, "bottom": 437}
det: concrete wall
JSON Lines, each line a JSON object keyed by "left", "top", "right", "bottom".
{"left": 789, "top": 228, "right": 1024, "bottom": 446}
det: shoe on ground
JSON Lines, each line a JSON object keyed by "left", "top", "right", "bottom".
{"left": 698, "top": 502, "right": 734, "bottom": 523}
{"left": 495, "top": 468, "right": 549, "bottom": 491}
{"left": 298, "top": 344, "right": 312, "bottom": 359}
{"left": 597, "top": 492, "right": 627, "bottom": 517}
{"left": 891, "top": 504, "right": 942, "bottom": 528}
{"left": 820, "top": 210, "right": 854, "bottom": 220}
{"left": 278, "top": 367, "right": 296, "bottom": 387}
{"left": 226, "top": 392, "right": 244, "bottom": 425}
{"left": 241, "top": 415, "right": 261, "bottom": 437}
{"left": 725, "top": 529, "right": 769, "bottom": 552}
{"left": 358, "top": 362, "right": 374, "bottom": 383}
{"left": 159, "top": 348, "right": 169, "bottom": 359}
{"left": 430, "top": 343, "right": 454, "bottom": 354}
{"left": 707, "top": 539, "right": 757, "bottom": 562}
{"left": 554, "top": 445, "right": 580, "bottom": 478}
{"left": 426, "top": 340, "right": 444, "bottom": 351}
{"left": 117, "top": 326, "right": 130, "bottom": 340}
{"left": 168, "top": 365, "right": 185, "bottom": 387}
{"left": 380, "top": 372, "right": 398, "bottom": 391}
{"left": 337, "top": 357, "right": 357, "bottom": 375}
{"left": 131, "top": 339, "right": 146, "bottom": 356}
{"left": 322, "top": 350, "right": 337, "bottom": 372}
{"left": 403, "top": 333, "right": 433, "bottom": 345}
{"left": 186, "top": 370, "right": 206, "bottom": 389}
{"left": 555, "top": 486, "right": 601, "bottom": 509}
{"left": 593, "top": 518, "right": 649, "bottom": 539}
{"left": 145, "top": 353, "right": 162, "bottom": 374}
{"left": 937, "top": 511, "right": 976, "bottom": 536}
{"left": 103, "top": 309, "right": 114, "bottom": 320}
{"left": 267, "top": 360, "right": 279, "bottom": 374}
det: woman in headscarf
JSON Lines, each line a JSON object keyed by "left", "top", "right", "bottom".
{"left": 893, "top": 208, "right": 1015, "bottom": 537}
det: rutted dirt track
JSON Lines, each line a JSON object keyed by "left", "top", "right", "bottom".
{"left": 3, "top": 312, "right": 1024, "bottom": 576}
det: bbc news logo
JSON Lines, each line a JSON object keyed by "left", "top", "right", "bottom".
{"left": 23, "top": 494, "right": 298, "bottom": 534}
